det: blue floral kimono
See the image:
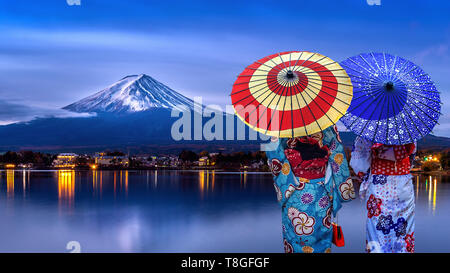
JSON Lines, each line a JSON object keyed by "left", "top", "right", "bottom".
{"left": 266, "top": 126, "right": 355, "bottom": 253}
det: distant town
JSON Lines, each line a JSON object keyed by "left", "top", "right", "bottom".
{"left": 0, "top": 149, "right": 449, "bottom": 173}
{"left": 0, "top": 150, "right": 269, "bottom": 172}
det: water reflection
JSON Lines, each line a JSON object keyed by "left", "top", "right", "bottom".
{"left": 114, "top": 170, "right": 129, "bottom": 196}
{"left": 7, "top": 170, "right": 14, "bottom": 199}
{"left": 22, "top": 170, "right": 28, "bottom": 198}
{"left": 199, "top": 170, "right": 205, "bottom": 195}
{"left": 154, "top": 170, "right": 158, "bottom": 188}
{"left": 433, "top": 178, "right": 437, "bottom": 214}
{"left": 57, "top": 170, "right": 75, "bottom": 209}
{"left": 414, "top": 174, "right": 450, "bottom": 216}
{"left": 0, "top": 170, "right": 449, "bottom": 252}
{"left": 198, "top": 170, "right": 218, "bottom": 198}
{"left": 125, "top": 170, "right": 128, "bottom": 196}
{"left": 91, "top": 170, "right": 104, "bottom": 198}
{"left": 0, "top": 170, "right": 447, "bottom": 213}
{"left": 212, "top": 170, "right": 215, "bottom": 191}
{"left": 241, "top": 171, "right": 248, "bottom": 188}
{"left": 114, "top": 171, "right": 117, "bottom": 198}
{"left": 418, "top": 174, "right": 440, "bottom": 215}
{"left": 92, "top": 170, "right": 98, "bottom": 193}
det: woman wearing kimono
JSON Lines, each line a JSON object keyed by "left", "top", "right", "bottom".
{"left": 350, "top": 136, "right": 416, "bottom": 253}
{"left": 266, "top": 126, "right": 355, "bottom": 253}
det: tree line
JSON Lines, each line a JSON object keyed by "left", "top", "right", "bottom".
{"left": 179, "top": 150, "right": 269, "bottom": 170}
{"left": 0, "top": 151, "right": 55, "bottom": 166}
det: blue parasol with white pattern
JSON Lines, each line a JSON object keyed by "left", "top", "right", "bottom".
{"left": 339, "top": 52, "right": 441, "bottom": 145}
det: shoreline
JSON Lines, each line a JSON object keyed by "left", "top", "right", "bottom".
{"left": 3, "top": 168, "right": 450, "bottom": 175}
{"left": 411, "top": 170, "right": 450, "bottom": 176}
{"left": 0, "top": 167, "right": 271, "bottom": 173}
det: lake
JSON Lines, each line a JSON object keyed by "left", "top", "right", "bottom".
{"left": 0, "top": 170, "right": 448, "bottom": 253}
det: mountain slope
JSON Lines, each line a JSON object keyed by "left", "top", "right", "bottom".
{"left": 63, "top": 74, "right": 194, "bottom": 113}
{"left": 0, "top": 110, "right": 264, "bottom": 153}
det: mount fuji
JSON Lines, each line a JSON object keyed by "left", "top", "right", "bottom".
{"left": 0, "top": 74, "right": 264, "bottom": 153}
{"left": 64, "top": 74, "right": 194, "bottom": 113}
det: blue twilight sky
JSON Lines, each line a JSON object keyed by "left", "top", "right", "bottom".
{"left": 0, "top": 0, "right": 449, "bottom": 136}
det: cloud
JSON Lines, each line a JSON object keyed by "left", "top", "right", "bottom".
{"left": 414, "top": 43, "right": 450, "bottom": 64}
{"left": 431, "top": 113, "right": 450, "bottom": 137}
{"left": 0, "top": 27, "right": 274, "bottom": 104}
{"left": 0, "top": 100, "right": 94, "bottom": 125}
{"left": 0, "top": 27, "right": 266, "bottom": 64}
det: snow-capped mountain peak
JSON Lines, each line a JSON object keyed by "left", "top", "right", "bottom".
{"left": 64, "top": 74, "right": 194, "bottom": 113}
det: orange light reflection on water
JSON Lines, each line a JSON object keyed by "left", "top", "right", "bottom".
{"left": 416, "top": 174, "right": 441, "bottom": 213}
{"left": 58, "top": 170, "right": 75, "bottom": 209}
{"left": 7, "top": 170, "right": 14, "bottom": 199}
{"left": 198, "top": 170, "right": 217, "bottom": 198}
{"left": 433, "top": 178, "right": 437, "bottom": 214}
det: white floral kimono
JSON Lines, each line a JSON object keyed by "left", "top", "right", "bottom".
{"left": 350, "top": 137, "right": 416, "bottom": 253}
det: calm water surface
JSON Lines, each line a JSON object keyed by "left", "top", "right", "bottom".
{"left": 0, "top": 170, "right": 448, "bottom": 253}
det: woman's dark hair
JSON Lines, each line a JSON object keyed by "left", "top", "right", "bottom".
{"left": 294, "top": 141, "right": 328, "bottom": 160}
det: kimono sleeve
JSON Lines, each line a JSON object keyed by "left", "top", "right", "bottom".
{"left": 324, "top": 127, "right": 355, "bottom": 217}
{"left": 350, "top": 136, "right": 372, "bottom": 176}
{"left": 265, "top": 138, "right": 301, "bottom": 208}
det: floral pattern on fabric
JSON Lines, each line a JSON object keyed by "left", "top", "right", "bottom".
{"left": 331, "top": 162, "right": 340, "bottom": 173}
{"left": 405, "top": 233, "right": 415, "bottom": 253}
{"left": 271, "top": 159, "right": 282, "bottom": 176}
{"left": 394, "top": 218, "right": 408, "bottom": 237}
{"left": 284, "top": 239, "right": 294, "bottom": 253}
{"left": 371, "top": 143, "right": 416, "bottom": 175}
{"left": 281, "top": 162, "right": 291, "bottom": 175}
{"left": 339, "top": 178, "right": 355, "bottom": 201}
{"left": 302, "top": 246, "right": 314, "bottom": 253}
{"left": 322, "top": 207, "right": 332, "bottom": 229}
{"left": 334, "top": 153, "right": 344, "bottom": 165}
{"left": 274, "top": 183, "right": 282, "bottom": 202}
{"left": 301, "top": 193, "right": 314, "bottom": 205}
{"left": 266, "top": 126, "right": 353, "bottom": 253}
{"left": 318, "top": 196, "right": 329, "bottom": 209}
{"left": 329, "top": 140, "right": 337, "bottom": 151}
{"left": 372, "top": 175, "right": 387, "bottom": 185}
{"left": 366, "top": 194, "right": 382, "bottom": 218}
{"left": 376, "top": 215, "right": 395, "bottom": 235}
{"left": 285, "top": 184, "right": 305, "bottom": 199}
{"left": 351, "top": 138, "right": 416, "bottom": 253}
{"left": 365, "top": 174, "right": 415, "bottom": 253}
{"left": 290, "top": 211, "right": 315, "bottom": 236}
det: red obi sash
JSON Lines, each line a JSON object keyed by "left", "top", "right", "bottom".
{"left": 284, "top": 135, "right": 330, "bottom": 179}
